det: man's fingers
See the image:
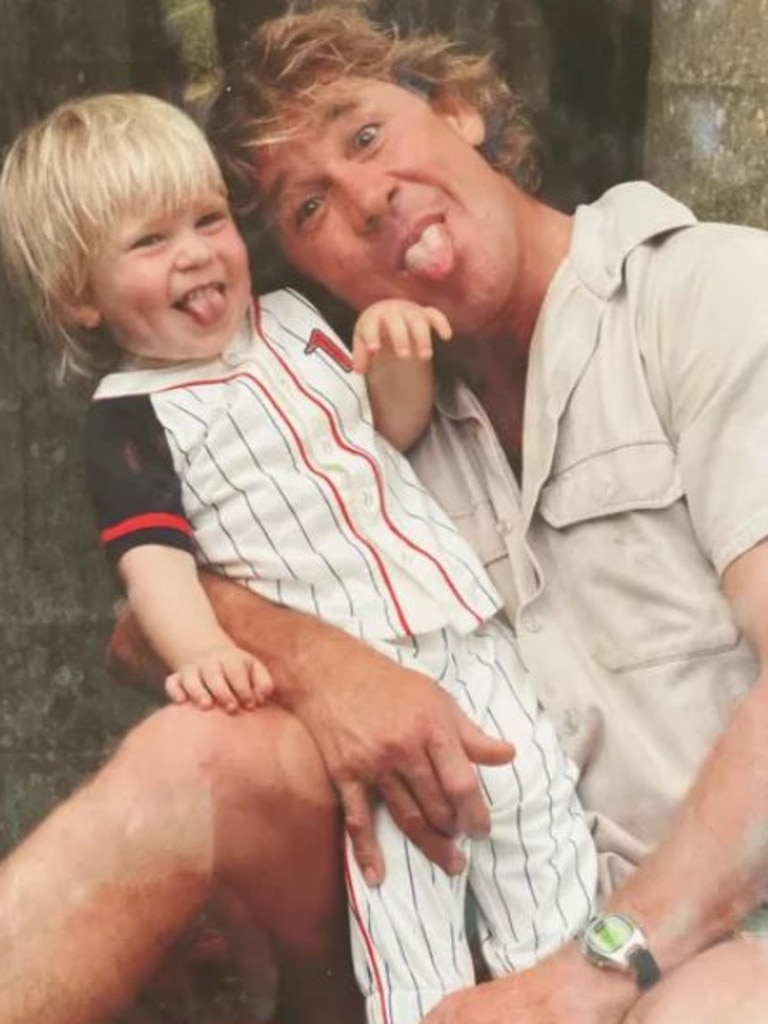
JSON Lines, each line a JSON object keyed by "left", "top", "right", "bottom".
{"left": 340, "top": 781, "right": 385, "bottom": 886}
{"left": 459, "top": 716, "right": 516, "bottom": 766}
{"left": 427, "top": 728, "right": 492, "bottom": 840}
{"left": 379, "top": 775, "right": 467, "bottom": 876}
{"left": 384, "top": 752, "right": 457, "bottom": 836}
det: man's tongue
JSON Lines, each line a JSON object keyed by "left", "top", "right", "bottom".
{"left": 181, "top": 286, "right": 225, "bottom": 326}
{"left": 403, "top": 223, "right": 455, "bottom": 280}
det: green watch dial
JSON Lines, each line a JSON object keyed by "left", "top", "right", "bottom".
{"left": 591, "top": 914, "right": 634, "bottom": 954}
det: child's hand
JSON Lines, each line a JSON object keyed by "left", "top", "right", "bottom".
{"left": 352, "top": 299, "right": 452, "bottom": 374}
{"left": 165, "top": 646, "right": 273, "bottom": 714}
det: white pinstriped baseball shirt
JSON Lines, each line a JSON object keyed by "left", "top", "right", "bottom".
{"left": 87, "top": 288, "right": 501, "bottom": 642}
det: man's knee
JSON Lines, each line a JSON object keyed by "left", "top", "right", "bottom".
{"left": 114, "top": 703, "right": 333, "bottom": 813}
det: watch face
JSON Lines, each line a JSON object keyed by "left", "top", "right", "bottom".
{"left": 589, "top": 914, "right": 634, "bottom": 954}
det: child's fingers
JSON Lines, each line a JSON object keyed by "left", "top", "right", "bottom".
{"left": 164, "top": 674, "right": 190, "bottom": 705}
{"left": 405, "top": 313, "right": 435, "bottom": 361}
{"left": 382, "top": 311, "right": 414, "bottom": 359}
{"left": 352, "top": 330, "right": 374, "bottom": 373}
{"left": 249, "top": 658, "right": 273, "bottom": 704}
{"left": 198, "top": 664, "right": 239, "bottom": 714}
{"left": 167, "top": 670, "right": 213, "bottom": 710}
{"left": 422, "top": 306, "right": 453, "bottom": 342}
{"left": 222, "top": 657, "right": 258, "bottom": 710}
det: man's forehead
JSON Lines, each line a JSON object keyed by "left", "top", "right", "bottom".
{"left": 301, "top": 77, "right": 388, "bottom": 127}
{"left": 256, "top": 80, "right": 394, "bottom": 198}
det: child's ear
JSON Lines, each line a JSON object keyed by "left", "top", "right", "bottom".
{"left": 60, "top": 299, "right": 102, "bottom": 330}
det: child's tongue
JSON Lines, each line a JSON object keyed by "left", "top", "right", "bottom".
{"left": 404, "top": 223, "right": 455, "bottom": 280}
{"left": 182, "top": 286, "right": 225, "bottom": 326}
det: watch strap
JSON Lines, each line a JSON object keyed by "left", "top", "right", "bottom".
{"left": 628, "top": 946, "right": 661, "bottom": 990}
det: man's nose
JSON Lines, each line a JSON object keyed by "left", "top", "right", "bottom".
{"left": 335, "top": 163, "right": 396, "bottom": 230}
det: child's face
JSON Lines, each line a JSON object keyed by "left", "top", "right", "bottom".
{"left": 73, "top": 191, "right": 251, "bottom": 363}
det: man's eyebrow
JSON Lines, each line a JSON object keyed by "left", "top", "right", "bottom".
{"left": 319, "top": 99, "right": 360, "bottom": 127}
{"left": 264, "top": 100, "right": 363, "bottom": 209}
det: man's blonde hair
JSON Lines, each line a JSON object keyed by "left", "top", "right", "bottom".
{"left": 0, "top": 92, "right": 226, "bottom": 378}
{"left": 210, "top": 4, "right": 538, "bottom": 215}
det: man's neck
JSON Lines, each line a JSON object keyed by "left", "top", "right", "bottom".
{"left": 445, "top": 196, "right": 573, "bottom": 474}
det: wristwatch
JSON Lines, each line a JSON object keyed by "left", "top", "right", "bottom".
{"left": 580, "top": 912, "right": 661, "bottom": 991}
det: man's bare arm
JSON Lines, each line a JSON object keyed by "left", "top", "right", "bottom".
{"left": 108, "top": 571, "right": 514, "bottom": 882}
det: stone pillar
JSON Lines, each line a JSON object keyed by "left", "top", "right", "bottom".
{"left": 0, "top": 0, "right": 151, "bottom": 859}
{"left": 646, "top": 0, "right": 768, "bottom": 228}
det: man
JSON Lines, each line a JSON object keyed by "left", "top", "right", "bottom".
{"left": 2, "top": 7, "right": 768, "bottom": 1024}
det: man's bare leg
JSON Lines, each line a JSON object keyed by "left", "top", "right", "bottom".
{"left": 628, "top": 936, "right": 768, "bottom": 1024}
{"left": 0, "top": 703, "right": 361, "bottom": 1024}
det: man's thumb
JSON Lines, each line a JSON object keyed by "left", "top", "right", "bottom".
{"left": 459, "top": 717, "right": 515, "bottom": 765}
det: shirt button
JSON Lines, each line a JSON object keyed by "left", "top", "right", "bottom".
{"left": 520, "top": 609, "right": 542, "bottom": 633}
{"left": 561, "top": 708, "right": 580, "bottom": 736}
{"left": 496, "top": 519, "right": 514, "bottom": 536}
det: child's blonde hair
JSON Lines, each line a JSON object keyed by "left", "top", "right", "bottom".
{"left": 0, "top": 92, "right": 226, "bottom": 378}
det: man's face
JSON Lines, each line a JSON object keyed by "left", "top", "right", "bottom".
{"left": 256, "top": 79, "right": 518, "bottom": 336}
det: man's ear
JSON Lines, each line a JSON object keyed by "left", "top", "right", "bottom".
{"left": 434, "top": 95, "right": 486, "bottom": 148}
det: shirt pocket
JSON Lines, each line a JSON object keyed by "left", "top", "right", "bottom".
{"left": 537, "top": 441, "right": 740, "bottom": 672}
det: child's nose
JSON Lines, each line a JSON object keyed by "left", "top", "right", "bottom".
{"left": 175, "top": 231, "right": 213, "bottom": 269}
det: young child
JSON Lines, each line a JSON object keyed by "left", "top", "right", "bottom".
{"left": 0, "top": 93, "right": 596, "bottom": 1024}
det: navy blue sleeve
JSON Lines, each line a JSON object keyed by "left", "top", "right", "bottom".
{"left": 85, "top": 394, "right": 195, "bottom": 564}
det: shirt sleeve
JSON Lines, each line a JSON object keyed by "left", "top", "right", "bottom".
{"left": 651, "top": 223, "right": 768, "bottom": 575}
{"left": 85, "top": 394, "right": 195, "bottom": 564}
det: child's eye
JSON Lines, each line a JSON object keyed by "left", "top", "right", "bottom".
{"left": 354, "top": 123, "right": 380, "bottom": 149}
{"left": 130, "top": 232, "right": 163, "bottom": 250}
{"left": 197, "top": 209, "right": 227, "bottom": 229}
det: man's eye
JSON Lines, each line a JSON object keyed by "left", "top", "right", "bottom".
{"left": 296, "top": 196, "right": 321, "bottom": 227}
{"left": 354, "top": 123, "right": 379, "bottom": 149}
{"left": 130, "top": 233, "right": 163, "bottom": 250}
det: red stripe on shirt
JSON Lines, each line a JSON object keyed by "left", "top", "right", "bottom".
{"left": 344, "top": 847, "right": 392, "bottom": 1024}
{"left": 151, "top": 338, "right": 485, "bottom": 628}
{"left": 259, "top": 331, "right": 485, "bottom": 626}
{"left": 100, "top": 512, "right": 192, "bottom": 545}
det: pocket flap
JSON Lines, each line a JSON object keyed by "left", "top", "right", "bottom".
{"left": 539, "top": 442, "right": 683, "bottom": 527}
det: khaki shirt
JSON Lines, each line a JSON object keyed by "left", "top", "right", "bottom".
{"left": 411, "top": 183, "right": 768, "bottom": 894}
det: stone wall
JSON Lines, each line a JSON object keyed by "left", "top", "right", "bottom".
{"left": 647, "top": 0, "right": 768, "bottom": 229}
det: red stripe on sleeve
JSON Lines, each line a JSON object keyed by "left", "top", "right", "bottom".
{"left": 100, "top": 512, "right": 192, "bottom": 545}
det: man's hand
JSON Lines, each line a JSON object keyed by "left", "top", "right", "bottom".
{"left": 288, "top": 647, "right": 514, "bottom": 884}
{"left": 108, "top": 574, "right": 514, "bottom": 881}
{"left": 421, "top": 945, "right": 635, "bottom": 1024}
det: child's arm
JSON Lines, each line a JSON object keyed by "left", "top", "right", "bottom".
{"left": 118, "top": 544, "right": 272, "bottom": 714}
{"left": 353, "top": 299, "right": 452, "bottom": 451}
